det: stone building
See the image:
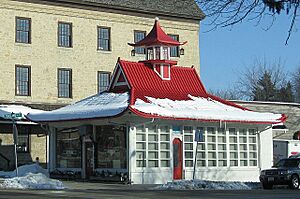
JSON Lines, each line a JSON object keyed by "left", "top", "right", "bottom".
{"left": 0, "top": 0, "right": 204, "bottom": 170}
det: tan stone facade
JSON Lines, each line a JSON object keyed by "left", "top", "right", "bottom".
{"left": 0, "top": 0, "right": 201, "bottom": 105}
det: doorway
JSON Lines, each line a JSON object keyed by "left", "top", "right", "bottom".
{"left": 173, "top": 138, "right": 182, "bottom": 180}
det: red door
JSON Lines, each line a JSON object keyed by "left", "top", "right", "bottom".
{"left": 173, "top": 138, "right": 182, "bottom": 180}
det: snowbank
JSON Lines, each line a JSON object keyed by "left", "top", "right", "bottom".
{"left": 0, "top": 164, "right": 64, "bottom": 190}
{"left": 0, "top": 173, "right": 64, "bottom": 190}
{"left": 155, "top": 180, "right": 261, "bottom": 190}
{"left": 0, "top": 105, "right": 44, "bottom": 120}
{"left": 0, "top": 163, "right": 48, "bottom": 178}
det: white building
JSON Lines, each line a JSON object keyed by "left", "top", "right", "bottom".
{"left": 27, "top": 19, "right": 286, "bottom": 184}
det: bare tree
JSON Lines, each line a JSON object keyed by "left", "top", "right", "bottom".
{"left": 236, "top": 58, "right": 288, "bottom": 100}
{"left": 197, "top": 0, "right": 300, "bottom": 44}
{"left": 292, "top": 64, "right": 300, "bottom": 102}
{"left": 208, "top": 87, "right": 243, "bottom": 100}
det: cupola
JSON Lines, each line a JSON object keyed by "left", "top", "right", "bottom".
{"left": 128, "top": 17, "right": 187, "bottom": 80}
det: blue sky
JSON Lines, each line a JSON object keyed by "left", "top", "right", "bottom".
{"left": 200, "top": 14, "right": 300, "bottom": 91}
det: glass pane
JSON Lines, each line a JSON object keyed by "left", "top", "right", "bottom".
{"left": 239, "top": 129, "right": 247, "bottom": 135}
{"left": 148, "top": 134, "right": 158, "bottom": 141}
{"left": 148, "top": 160, "right": 158, "bottom": 167}
{"left": 249, "top": 137, "right": 257, "bottom": 143}
{"left": 249, "top": 144, "right": 257, "bottom": 150}
{"left": 230, "top": 144, "right": 237, "bottom": 150}
{"left": 240, "top": 152, "right": 247, "bottom": 158}
{"left": 160, "top": 126, "right": 170, "bottom": 133}
{"left": 218, "top": 152, "right": 226, "bottom": 159}
{"left": 218, "top": 160, "right": 227, "bottom": 167}
{"left": 160, "top": 134, "right": 169, "bottom": 141}
{"left": 250, "top": 160, "right": 257, "bottom": 166}
{"left": 207, "top": 152, "right": 216, "bottom": 159}
{"left": 136, "top": 160, "right": 146, "bottom": 167}
{"left": 207, "top": 127, "right": 215, "bottom": 134}
{"left": 160, "top": 151, "right": 170, "bottom": 158}
{"left": 184, "top": 126, "right": 193, "bottom": 133}
{"left": 148, "top": 151, "right": 158, "bottom": 159}
{"left": 207, "top": 136, "right": 216, "bottom": 142}
{"left": 239, "top": 137, "right": 247, "bottom": 143}
{"left": 197, "top": 152, "right": 205, "bottom": 159}
{"left": 240, "top": 144, "right": 247, "bottom": 151}
{"left": 207, "top": 143, "right": 216, "bottom": 150}
{"left": 184, "top": 135, "right": 193, "bottom": 142}
{"left": 185, "top": 152, "right": 193, "bottom": 159}
{"left": 185, "top": 160, "right": 193, "bottom": 167}
{"left": 197, "top": 143, "right": 205, "bottom": 150}
{"left": 148, "top": 143, "right": 158, "bottom": 150}
{"left": 136, "top": 142, "right": 146, "bottom": 149}
{"left": 136, "top": 134, "right": 146, "bottom": 141}
{"left": 197, "top": 160, "right": 206, "bottom": 167}
{"left": 208, "top": 160, "right": 216, "bottom": 166}
{"left": 230, "top": 160, "right": 238, "bottom": 166}
{"left": 136, "top": 151, "right": 146, "bottom": 160}
{"left": 185, "top": 143, "right": 193, "bottom": 150}
{"left": 249, "top": 152, "right": 257, "bottom": 158}
{"left": 230, "top": 152, "right": 238, "bottom": 159}
{"left": 229, "top": 137, "right": 237, "bottom": 143}
{"left": 240, "top": 160, "right": 248, "bottom": 166}
{"left": 249, "top": 129, "right": 256, "bottom": 135}
{"left": 218, "top": 136, "right": 226, "bottom": 143}
{"left": 229, "top": 128, "right": 236, "bottom": 135}
{"left": 218, "top": 144, "right": 226, "bottom": 151}
{"left": 160, "top": 143, "right": 170, "bottom": 150}
{"left": 160, "top": 160, "right": 170, "bottom": 167}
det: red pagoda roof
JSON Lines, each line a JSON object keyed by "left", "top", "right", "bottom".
{"left": 128, "top": 18, "right": 187, "bottom": 47}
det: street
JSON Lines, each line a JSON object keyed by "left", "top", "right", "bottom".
{"left": 0, "top": 182, "right": 300, "bottom": 199}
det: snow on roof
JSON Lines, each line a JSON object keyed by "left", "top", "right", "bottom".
{"left": 130, "top": 95, "right": 285, "bottom": 124}
{"left": 0, "top": 105, "right": 44, "bottom": 120}
{"left": 27, "top": 92, "right": 129, "bottom": 122}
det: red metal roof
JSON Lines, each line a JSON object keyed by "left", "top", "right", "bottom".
{"left": 128, "top": 18, "right": 186, "bottom": 47}
{"left": 117, "top": 59, "right": 208, "bottom": 104}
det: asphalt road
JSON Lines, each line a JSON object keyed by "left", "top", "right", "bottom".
{"left": 0, "top": 188, "right": 300, "bottom": 199}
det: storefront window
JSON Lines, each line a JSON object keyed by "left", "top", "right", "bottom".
{"left": 56, "top": 130, "right": 81, "bottom": 168}
{"left": 95, "top": 126, "right": 127, "bottom": 169}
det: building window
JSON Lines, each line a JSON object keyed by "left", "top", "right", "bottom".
{"left": 184, "top": 126, "right": 194, "bottom": 167}
{"left": 196, "top": 127, "right": 258, "bottom": 168}
{"left": 95, "top": 126, "right": 127, "bottom": 169}
{"left": 58, "top": 22, "right": 72, "bottom": 47}
{"left": 56, "top": 130, "right": 81, "bottom": 168}
{"left": 98, "top": 71, "right": 110, "bottom": 93}
{"left": 15, "top": 65, "right": 31, "bottom": 96}
{"left": 134, "top": 31, "right": 146, "bottom": 54}
{"left": 58, "top": 68, "right": 72, "bottom": 98}
{"left": 135, "top": 125, "right": 171, "bottom": 168}
{"left": 168, "top": 34, "right": 179, "bottom": 57}
{"left": 97, "top": 27, "right": 111, "bottom": 51}
{"left": 16, "top": 17, "right": 31, "bottom": 44}
{"left": 16, "top": 126, "right": 30, "bottom": 153}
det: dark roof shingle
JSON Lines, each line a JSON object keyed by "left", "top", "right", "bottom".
{"left": 46, "top": 0, "right": 205, "bottom": 20}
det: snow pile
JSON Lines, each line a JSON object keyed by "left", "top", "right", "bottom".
{"left": 0, "top": 164, "right": 64, "bottom": 190}
{"left": 27, "top": 92, "right": 129, "bottom": 122}
{"left": 156, "top": 180, "right": 261, "bottom": 190}
{"left": 0, "top": 105, "right": 44, "bottom": 120}
{"left": 132, "top": 95, "right": 283, "bottom": 123}
{"left": 0, "top": 163, "right": 48, "bottom": 178}
{"left": 0, "top": 173, "right": 64, "bottom": 190}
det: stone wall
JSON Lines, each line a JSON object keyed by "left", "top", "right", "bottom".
{"left": 0, "top": 0, "right": 200, "bottom": 106}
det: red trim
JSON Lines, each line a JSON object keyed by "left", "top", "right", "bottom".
{"left": 129, "top": 106, "right": 287, "bottom": 124}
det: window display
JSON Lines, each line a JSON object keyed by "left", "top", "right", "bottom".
{"left": 95, "top": 126, "right": 126, "bottom": 169}
{"left": 56, "top": 130, "right": 81, "bottom": 168}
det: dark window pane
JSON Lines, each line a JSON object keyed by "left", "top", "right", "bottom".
{"left": 58, "top": 22, "right": 72, "bottom": 47}
{"left": 134, "top": 31, "right": 146, "bottom": 54}
{"left": 98, "top": 27, "right": 110, "bottom": 51}
{"left": 58, "top": 69, "right": 72, "bottom": 98}
{"left": 169, "top": 34, "right": 179, "bottom": 57}
{"left": 98, "top": 72, "right": 110, "bottom": 93}
{"left": 16, "top": 18, "right": 31, "bottom": 43}
{"left": 16, "top": 66, "right": 30, "bottom": 96}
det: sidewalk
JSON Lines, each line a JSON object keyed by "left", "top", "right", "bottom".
{"left": 62, "top": 180, "right": 158, "bottom": 191}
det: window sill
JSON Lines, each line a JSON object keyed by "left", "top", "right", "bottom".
{"left": 97, "top": 50, "right": 112, "bottom": 54}
{"left": 15, "top": 43, "right": 31, "bottom": 47}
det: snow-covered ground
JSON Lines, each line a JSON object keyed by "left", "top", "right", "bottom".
{"left": 155, "top": 180, "right": 261, "bottom": 190}
{"left": 0, "top": 164, "right": 64, "bottom": 190}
